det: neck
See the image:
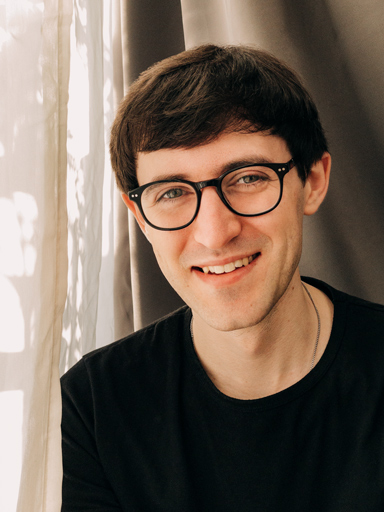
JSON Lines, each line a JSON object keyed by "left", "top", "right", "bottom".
{"left": 191, "top": 276, "right": 333, "bottom": 399}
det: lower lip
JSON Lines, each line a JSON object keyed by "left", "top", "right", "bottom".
{"left": 191, "top": 253, "right": 261, "bottom": 287}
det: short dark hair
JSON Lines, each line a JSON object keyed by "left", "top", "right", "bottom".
{"left": 110, "top": 44, "right": 328, "bottom": 192}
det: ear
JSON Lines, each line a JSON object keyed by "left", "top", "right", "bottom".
{"left": 303, "top": 152, "right": 331, "bottom": 216}
{"left": 121, "top": 193, "right": 149, "bottom": 238}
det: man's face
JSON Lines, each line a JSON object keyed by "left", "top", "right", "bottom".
{"left": 130, "top": 131, "right": 320, "bottom": 332}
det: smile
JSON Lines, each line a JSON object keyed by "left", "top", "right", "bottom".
{"left": 195, "top": 253, "right": 260, "bottom": 275}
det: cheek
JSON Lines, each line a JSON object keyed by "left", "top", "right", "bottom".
{"left": 258, "top": 200, "right": 304, "bottom": 261}
{"left": 253, "top": 199, "right": 303, "bottom": 242}
{"left": 279, "top": 211, "right": 304, "bottom": 266}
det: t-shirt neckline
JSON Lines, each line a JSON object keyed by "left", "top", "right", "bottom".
{"left": 185, "top": 277, "right": 347, "bottom": 411}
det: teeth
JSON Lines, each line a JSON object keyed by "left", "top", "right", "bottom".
{"left": 201, "top": 254, "right": 257, "bottom": 275}
{"left": 224, "top": 262, "right": 236, "bottom": 273}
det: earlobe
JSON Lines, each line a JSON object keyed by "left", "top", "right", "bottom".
{"left": 121, "top": 193, "right": 149, "bottom": 238}
{"left": 303, "top": 152, "right": 331, "bottom": 216}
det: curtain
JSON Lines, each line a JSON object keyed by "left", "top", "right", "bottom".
{"left": 0, "top": 1, "right": 72, "bottom": 511}
{"left": 60, "top": 0, "right": 116, "bottom": 370}
{"left": 113, "top": 0, "right": 186, "bottom": 338}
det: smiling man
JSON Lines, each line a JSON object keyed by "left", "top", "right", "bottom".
{"left": 61, "top": 45, "right": 384, "bottom": 511}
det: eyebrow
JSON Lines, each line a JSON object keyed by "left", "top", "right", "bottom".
{"left": 148, "top": 155, "right": 277, "bottom": 183}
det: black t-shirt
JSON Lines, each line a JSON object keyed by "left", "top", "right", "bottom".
{"left": 61, "top": 278, "right": 384, "bottom": 511}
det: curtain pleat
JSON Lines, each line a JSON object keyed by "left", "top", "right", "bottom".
{"left": 60, "top": 0, "right": 116, "bottom": 372}
{"left": 113, "top": 0, "right": 186, "bottom": 335}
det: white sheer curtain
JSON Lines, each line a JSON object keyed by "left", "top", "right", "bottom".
{"left": 1, "top": 1, "right": 116, "bottom": 509}
{"left": 0, "top": 1, "right": 72, "bottom": 511}
{"left": 60, "top": 0, "right": 116, "bottom": 374}
{"left": 1, "top": 0, "right": 119, "bottom": 508}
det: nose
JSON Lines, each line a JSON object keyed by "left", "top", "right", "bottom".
{"left": 192, "top": 187, "right": 242, "bottom": 249}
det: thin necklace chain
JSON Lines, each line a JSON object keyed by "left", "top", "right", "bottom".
{"left": 189, "top": 281, "right": 321, "bottom": 372}
{"left": 302, "top": 281, "right": 321, "bottom": 370}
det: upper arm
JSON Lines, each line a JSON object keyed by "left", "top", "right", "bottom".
{"left": 61, "top": 361, "right": 123, "bottom": 511}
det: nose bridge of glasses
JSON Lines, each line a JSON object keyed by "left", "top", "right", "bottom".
{"left": 194, "top": 176, "right": 232, "bottom": 221}
{"left": 195, "top": 177, "right": 221, "bottom": 193}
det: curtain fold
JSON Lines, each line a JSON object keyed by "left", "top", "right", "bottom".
{"left": 0, "top": 1, "right": 72, "bottom": 510}
{"left": 113, "top": 0, "right": 186, "bottom": 335}
{"left": 60, "top": 0, "right": 116, "bottom": 373}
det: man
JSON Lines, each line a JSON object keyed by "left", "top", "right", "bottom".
{"left": 61, "top": 45, "right": 384, "bottom": 511}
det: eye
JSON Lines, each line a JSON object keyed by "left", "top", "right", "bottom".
{"left": 238, "top": 174, "right": 266, "bottom": 184}
{"left": 161, "top": 188, "right": 184, "bottom": 200}
{"left": 153, "top": 184, "right": 195, "bottom": 204}
{"left": 225, "top": 167, "right": 274, "bottom": 187}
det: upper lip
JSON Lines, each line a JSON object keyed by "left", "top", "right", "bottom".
{"left": 191, "top": 252, "right": 260, "bottom": 269}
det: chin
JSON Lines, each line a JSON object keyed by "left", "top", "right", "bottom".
{"left": 193, "top": 303, "right": 270, "bottom": 333}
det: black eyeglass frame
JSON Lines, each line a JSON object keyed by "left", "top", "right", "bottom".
{"left": 128, "top": 158, "right": 295, "bottom": 231}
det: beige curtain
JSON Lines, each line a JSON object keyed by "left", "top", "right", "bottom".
{"left": 0, "top": 1, "right": 72, "bottom": 511}
{"left": 113, "top": 0, "right": 186, "bottom": 338}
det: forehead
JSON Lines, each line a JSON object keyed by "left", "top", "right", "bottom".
{"left": 136, "top": 131, "right": 290, "bottom": 185}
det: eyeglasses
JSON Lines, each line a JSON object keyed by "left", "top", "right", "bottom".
{"left": 128, "top": 159, "right": 295, "bottom": 231}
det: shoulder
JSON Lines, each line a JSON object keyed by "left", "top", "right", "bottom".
{"left": 85, "top": 304, "right": 189, "bottom": 362}
{"left": 61, "top": 305, "right": 191, "bottom": 391}
{"left": 303, "top": 276, "right": 384, "bottom": 318}
{"left": 304, "top": 276, "right": 384, "bottom": 367}
{"left": 338, "top": 290, "right": 384, "bottom": 346}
